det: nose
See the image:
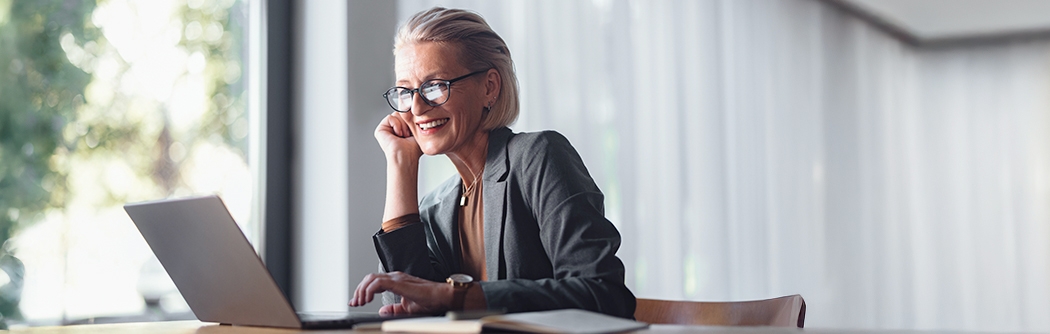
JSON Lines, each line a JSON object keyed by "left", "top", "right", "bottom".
{"left": 409, "top": 90, "right": 431, "bottom": 116}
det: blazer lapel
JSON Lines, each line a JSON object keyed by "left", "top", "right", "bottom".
{"left": 483, "top": 128, "right": 512, "bottom": 281}
{"left": 437, "top": 180, "right": 462, "bottom": 272}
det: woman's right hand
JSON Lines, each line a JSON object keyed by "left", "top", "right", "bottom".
{"left": 348, "top": 271, "right": 454, "bottom": 315}
{"left": 375, "top": 112, "right": 423, "bottom": 164}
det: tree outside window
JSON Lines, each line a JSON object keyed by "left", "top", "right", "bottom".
{"left": 0, "top": 0, "right": 252, "bottom": 327}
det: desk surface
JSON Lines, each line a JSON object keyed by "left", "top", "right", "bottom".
{"left": 7, "top": 320, "right": 996, "bottom": 334}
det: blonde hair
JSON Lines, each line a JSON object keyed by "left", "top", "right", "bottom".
{"left": 394, "top": 7, "right": 519, "bottom": 130}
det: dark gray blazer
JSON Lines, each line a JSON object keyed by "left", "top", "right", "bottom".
{"left": 373, "top": 127, "right": 635, "bottom": 318}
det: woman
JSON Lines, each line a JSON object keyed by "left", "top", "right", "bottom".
{"left": 348, "top": 7, "right": 635, "bottom": 318}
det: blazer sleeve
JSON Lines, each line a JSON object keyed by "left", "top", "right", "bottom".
{"left": 479, "top": 131, "right": 636, "bottom": 318}
{"left": 372, "top": 179, "right": 463, "bottom": 285}
{"left": 372, "top": 223, "right": 449, "bottom": 283}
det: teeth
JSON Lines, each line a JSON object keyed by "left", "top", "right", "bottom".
{"left": 419, "top": 118, "right": 448, "bottom": 130}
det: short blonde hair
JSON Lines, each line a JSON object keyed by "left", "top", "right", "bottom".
{"left": 394, "top": 7, "right": 519, "bottom": 130}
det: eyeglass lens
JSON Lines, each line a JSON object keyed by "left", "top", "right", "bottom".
{"left": 391, "top": 81, "right": 449, "bottom": 111}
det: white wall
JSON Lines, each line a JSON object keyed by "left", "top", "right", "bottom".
{"left": 292, "top": 0, "right": 394, "bottom": 313}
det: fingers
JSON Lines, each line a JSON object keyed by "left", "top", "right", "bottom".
{"left": 378, "top": 304, "right": 393, "bottom": 315}
{"left": 360, "top": 276, "right": 384, "bottom": 305}
{"left": 349, "top": 271, "right": 441, "bottom": 314}
{"left": 393, "top": 113, "right": 413, "bottom": 138}
{"left": 374, "top": 113, "right": 423, "bottom": 160}
{"left": 349, "top": 272, "right": 408, "bottom": 307}
{"left": 379, "top": 303, "right": 404, "bottom": 315}
{"left": 350, "top": 276, "right": 365, "bottom": 306}
{"left": 377, "top": 112, "right": 412, "bottom": 139}
{"left": 387, "top": 113, "right": 404, "bottom": 138}
{"left": 374, "top": 113, "right": 394, "bottom": 138}
{"left": 361, "top": 272, "right": 405, "bottom": 305}
{"left": 350, "top": 273, "right": 384, "bottom": 307}
{"left": 379, "top": 292, "right": 422, "bottom": 315}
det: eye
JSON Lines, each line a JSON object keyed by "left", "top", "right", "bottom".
{"left": 397, "top": 89, "right": 413, "bottom": 104}
{"left": 422, "top": 84, "right": 445, "bottom": 101}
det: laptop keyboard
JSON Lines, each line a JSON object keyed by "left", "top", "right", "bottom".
{"left": 297, "top": 311, "right": 423, "bottom": 329}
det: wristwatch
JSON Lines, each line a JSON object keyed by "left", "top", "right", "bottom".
{"left": 447, "top": 273, "right": 474, "bottom": 311}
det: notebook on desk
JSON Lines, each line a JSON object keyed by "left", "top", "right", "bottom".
{"left": 124, "top": 195, "right": 416, "bottom": 329}
{"left": 382, "top": 309, "right": 649, "bottom": 333}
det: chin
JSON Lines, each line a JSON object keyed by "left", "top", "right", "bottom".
{"left": 418, "top": 142, "right": 446, "bottom": 156}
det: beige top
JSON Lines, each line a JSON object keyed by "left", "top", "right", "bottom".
{"left": 457, "top": 179, "right": 486, "bottom": 281}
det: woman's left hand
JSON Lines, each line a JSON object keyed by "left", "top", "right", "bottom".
{"left": 349, "top": 271, "right": 453, "bottom": 315}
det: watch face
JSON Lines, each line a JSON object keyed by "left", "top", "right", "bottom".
{"left": 449, "top": 273, "right": 473, "bottom": 284}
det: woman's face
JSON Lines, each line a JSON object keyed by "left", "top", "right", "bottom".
{"left": 394, "top": 42, "right": 489, "bottom": 156}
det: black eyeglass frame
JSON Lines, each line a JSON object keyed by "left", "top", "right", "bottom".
{"left": 382, "top": 69, "right": 490, "bottom": 113}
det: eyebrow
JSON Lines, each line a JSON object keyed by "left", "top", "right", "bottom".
{"left": 396, "top": 71, "right": 453, "bottom": 86}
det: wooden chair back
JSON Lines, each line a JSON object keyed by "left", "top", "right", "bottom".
{"left": 634, "top": 294, "right": 806, "bottom": 328}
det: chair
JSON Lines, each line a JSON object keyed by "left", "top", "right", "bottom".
{"left": 634, "top": 294, "right": 806, "bottom": 328}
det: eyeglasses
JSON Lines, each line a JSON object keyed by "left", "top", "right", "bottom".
{"left": 383, "top": 69, "right": 489, "bottom": 113}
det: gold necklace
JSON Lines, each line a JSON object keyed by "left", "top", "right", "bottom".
{"left": 460, "top": 173, "right": 480, "bottom": 207}
{"left": 458, "top": 139, "right": 486, "bottom": 207}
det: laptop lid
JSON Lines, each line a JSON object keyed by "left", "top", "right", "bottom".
{"left": 124, "top": 195, "right": 302, "bottom": 328}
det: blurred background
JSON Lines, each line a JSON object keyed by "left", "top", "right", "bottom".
{"left": 2, "top": 0, "right": 1050, "bottom": 332}
{"left": 0, "top": 0, "right": 256, "bottom": 328}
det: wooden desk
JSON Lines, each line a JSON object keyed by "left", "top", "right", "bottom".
{"left": 8, "top": 320, "right": 994, "bottom": 334}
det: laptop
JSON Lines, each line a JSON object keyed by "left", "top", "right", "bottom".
{"left": 124, "top": 195, "right": 412, "bottom": 329}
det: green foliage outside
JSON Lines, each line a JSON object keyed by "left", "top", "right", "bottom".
{"left": 0, "top": 0, "right": 96, "bottom": 253}
{"left": 0, "top": 0, "right": 246, "bottom": 327}
{"left": 0, "top": 0, "right": 97, "bottom": 326}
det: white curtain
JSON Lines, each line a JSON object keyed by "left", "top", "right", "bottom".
{"left": 398, "top": 0, "right": 1050, "bottom": 331}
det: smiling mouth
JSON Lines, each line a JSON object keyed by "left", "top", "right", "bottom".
{"left": 419, "top": 118, "right": 449, "bottom": 131}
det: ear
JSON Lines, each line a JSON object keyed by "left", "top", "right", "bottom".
{"left": 483, "top": 68, "right": 501, "bottom": 105}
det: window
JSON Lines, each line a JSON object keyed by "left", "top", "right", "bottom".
{"left": 0, "top": 0, "right": 259, "bottom": 326}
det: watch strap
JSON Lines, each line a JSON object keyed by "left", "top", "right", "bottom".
{"left": 451, "top": 283, "right": 469, "bottom": 311}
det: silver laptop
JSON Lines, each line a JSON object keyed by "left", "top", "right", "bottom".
{"left": 124, "top": 195, "right": 412, "bottom": 329}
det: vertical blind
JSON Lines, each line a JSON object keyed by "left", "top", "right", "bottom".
{"left": 400, "top": 0, "right": 1050, "bottom": 330}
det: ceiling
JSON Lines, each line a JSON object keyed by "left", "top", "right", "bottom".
{"left": 831, "top": 0, "right": 1050, "bottom": 44}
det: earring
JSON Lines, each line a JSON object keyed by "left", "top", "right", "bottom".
{"left": 482, "top": 105, "right": 491, "bottom": 113}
